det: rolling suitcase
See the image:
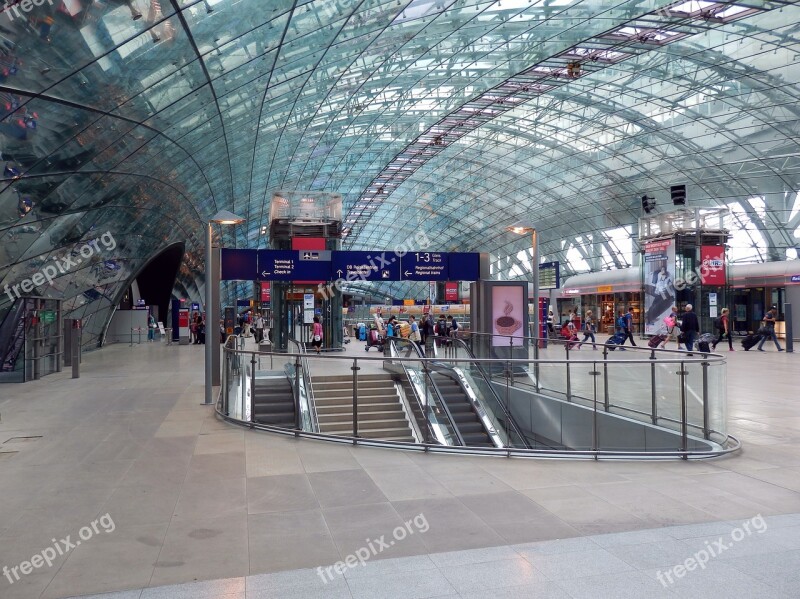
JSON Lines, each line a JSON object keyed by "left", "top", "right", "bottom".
{"left": 605, "top": 332, "right": 626, "bottom": 351}
{"left": 697, "top": 341, "right": 710, "bottom": 353}
{"left": 742, "top": 334, "right": 761, "bottom": 351}
{"left": 648, "top": 334, "right": 666, "bottom": 349}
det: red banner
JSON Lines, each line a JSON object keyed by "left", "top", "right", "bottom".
{"left": 700, "top": 246, "right": 726, "bottom": 285}
{"left": 260, "top": 283, "right": 271, "bottom": 303}
{"left": 445, "top": 282, "right": 458, "bottom": 302}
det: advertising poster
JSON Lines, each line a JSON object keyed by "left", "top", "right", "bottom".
{"left": 445, "top": 282, "right": 458, "bottom": 302}
{"left": 643, "top": 239, "right": 676, "bottom": 335}
{"left": 700, "top": 246, "right": 726, "bottom": 285}
{"left": 491, "top": 285, "right": 525, "bottom": 347}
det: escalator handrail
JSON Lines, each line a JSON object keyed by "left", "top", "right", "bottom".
{"left": 387, "top": 337, "right": 466, "bottom": 447}
{"left": 287, "top": 338, "right": 319, "bottom": 432}
{"left": 432, "top": 334, "right": 532, "bottom": 449}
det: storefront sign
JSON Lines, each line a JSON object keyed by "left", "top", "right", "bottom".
{"left": 597, "top": 285, "right": 613, "bottom": 293}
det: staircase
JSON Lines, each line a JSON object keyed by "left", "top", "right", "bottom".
{"left": 430, "top": 372, "right": 494, "bottom": 447}
{"left": 312, "top": 373, "right": 415, "bottom": 442}
{"left": 253, "top": 374, "right": 295, "bottom": 426}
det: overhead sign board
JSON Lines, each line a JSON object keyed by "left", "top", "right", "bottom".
{"left": 539, "top": 261, "right": 560, "bottom": 289}
{"left": 256, "top": 250, "right": 331, "bottom": 281}
{"left": 331, "top": 251, "right": 401, "bottom": 281}
{"left": 792, "top": 275, "right": 800, "bottom": 283}
{"left": 402, "top": 252, "right": 448, "bottom": 281}
{"left": 221, "top": 249, "right": 485, "bottom": 282}
{"left": 447, "top": 252, "right": 480, "bottom": 282}
{"left": 221, "top": 249, "right": 258, "bottom": 281}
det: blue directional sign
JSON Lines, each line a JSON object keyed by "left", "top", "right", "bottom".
{"left": 222, "top": 249, "right": 485, "bottom": 282}
{"left": 221, "top": 249, "right": 258, "bottom": 281}
{"left": 331, "top": 251, "right": 402, "bottom": 281}
{"left": 257, "top": 250, "right": 331, "bottom": 281}
{"left": 401, "top": 251, "right": 448, "bottom": 281}
{"left": 447, "top": 252, "right": 480, "bottom": 282}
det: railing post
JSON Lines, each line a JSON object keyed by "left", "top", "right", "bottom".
{"left": 351, "top": 358, "right": 360, "bottom": 442}
{"left": 590, "top": 361, "right": 600, "bottom": 459}
{"left": 222, "top": 348, "right": 228, "bottom": 415}
{"left": 650, "top": 359, "right": 657, "bottom": 425}
{"left": 250, "top": 353, "right": 257, "bottom": 423}
{"left": 701, "top": 358, "right": 709, "bottom": 439}
{"left": 422, "top": 358, "right": 430, "bottom": 449}
{"left": 602, "top": 344, "right": 609, "bottom": 412}
{"left": 565, "top": 342, "right": 572, "bottom": 402}
{"left": 295, "top": 355, "right": 302, "bottom": 434}
{"left": 505, "top": 360, "right": 511, "bottom": 442}
{"left": 678, "top": 361, "right": 688, "bottom": 459}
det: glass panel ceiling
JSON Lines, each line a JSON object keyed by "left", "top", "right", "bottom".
{"left": 1, "top": 0, "right": 799, "bottom": 326}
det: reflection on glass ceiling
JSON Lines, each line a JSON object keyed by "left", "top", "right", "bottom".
{"left": 1, "top": 0, "right": 800, "bottom": 333}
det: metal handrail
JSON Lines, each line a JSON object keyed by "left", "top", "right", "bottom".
{"left": 217, "top": 339, "right": 734, "bottom": 459}
{"left": 386, "top": 337, "right": 464, "bottom": 446}
{"left": 432, "top": 334, "right": 532, "bottom": 449}
{"left": 288, "top": 338, "right": 319, "bottom": 432}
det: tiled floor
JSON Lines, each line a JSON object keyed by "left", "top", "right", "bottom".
{"left": 0, "top": 338, "right": 798, "bottom": 598}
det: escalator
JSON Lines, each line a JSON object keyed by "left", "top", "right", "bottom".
{"left": 385, "top": 336, "right": 500, "bottom": 448}
{"left": 0, "top": 299, "right": 27, "bottom": 374}
{"left": 429, "top": 371, "right": 493, "bottom": 447}
{"left": 252, "top": 373, "right": 295, "bottom": 426}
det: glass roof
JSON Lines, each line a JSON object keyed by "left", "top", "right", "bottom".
{"left": 1, "top": 0, "right": 799, "bottom": 340}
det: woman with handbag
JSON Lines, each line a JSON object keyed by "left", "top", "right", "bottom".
{"left": 311, "top": 315, "right": 323, "bottom": 354}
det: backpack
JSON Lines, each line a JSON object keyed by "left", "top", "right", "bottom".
{"left": 436, "top": 320, "right": 447, "bottom": 336}
{"left": 715, "top": 316, "right": 725, "bottom": 331}
{"left": 386, "top": 323, "right": 395, "bottom": 337}
{"left": 451, "top": 319, "right": 458, "bottom": 331}
{"left": 617, "top": 316, "right": 627, "bottom": 330}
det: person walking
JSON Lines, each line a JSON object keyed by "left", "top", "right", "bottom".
{"left": 680, "top": 304, "right": 700, "bottom": 356}
{"left": 581, "top": 309, "right": 597, "bottom": 349}
{"left": 661, "top": 306, "right": 679, "bottom": 349}
{"left": 547, "top": 309, "right": 555, "bottom": 336}
{"left": 712, "top": 307, "right": 734, "bottom": 351}
{"left": 756, "top": 308, "right": 784, "bottom": 352}
{"left": 617, "top": 308, "right": 636, "bottom": 346}
{"left": 253, "top": 312, "right": 265, "bottom": 344}
{"left": 311, "top": 315, "right": 323, "bottom": 354}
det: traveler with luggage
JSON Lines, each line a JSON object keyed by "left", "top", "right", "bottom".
{"left": 756, "top": 308, "right": 784, "bottom": 352}
{"left": 680, "top": 304, "right": 700, "bottom": 356}
{"left": 617, "top": 309, "right": 636, "bottom": 346}
{"left": 660, "top": 307, "right": 679, "bottom": 349}
{"left": 712, "top": 308, "right": 734, "bottom": 351}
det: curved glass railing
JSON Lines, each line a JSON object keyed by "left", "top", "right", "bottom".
{"left": 216, "top": 333, "right": 739, "bottom": 459}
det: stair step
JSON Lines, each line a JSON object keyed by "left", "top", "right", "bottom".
{"left": 312, "top": 374, "right": 391, "bottom": 383}
{"left": 314, "top": 394, "right": 398, "bottom": 404}
{"left": 319, "top": 413, "right": 405, "bottom": 424}
{"left": 317, "top": 402, "right": 399, "bottom": 414}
